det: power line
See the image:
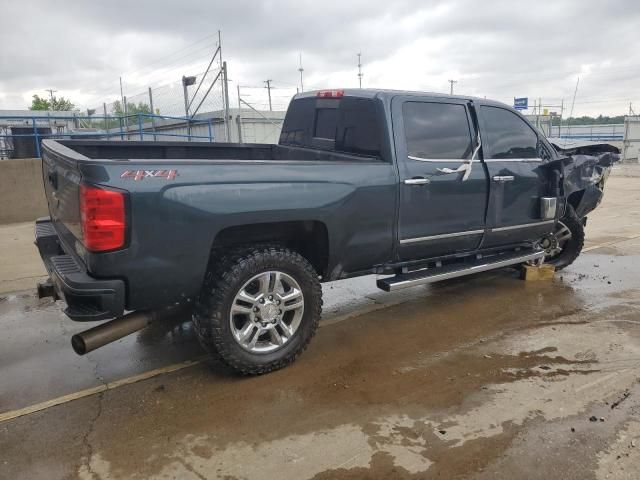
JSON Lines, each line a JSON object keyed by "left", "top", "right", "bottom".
{"left": 85, "top": 37, "right": 219, "bottom": 101}
{"left": 448, "top": 79, "right": 457, "bottom": 95}
{"left": 357, "top": 53, "right": 363, "bottom": 88}
{"left": 120, "top": 33, "right": 219, "bottom": 78}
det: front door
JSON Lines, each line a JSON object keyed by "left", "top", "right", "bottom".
{"left": 392, "top": 96, "right": 489, "bottom": 261}
{"left": 476, "top": 104, "right": 554, "bottom": 247}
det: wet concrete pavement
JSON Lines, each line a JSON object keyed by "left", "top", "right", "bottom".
{"left": 1, "top": 172, "right": 640, "bottom": 479}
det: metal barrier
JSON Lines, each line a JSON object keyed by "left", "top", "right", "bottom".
{"left": 0, "top": 113, "right": 218, "bottom": 159}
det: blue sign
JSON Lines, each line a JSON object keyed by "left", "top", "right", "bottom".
{"left": 514, "top": 97, "right": 528, "bottom": 110}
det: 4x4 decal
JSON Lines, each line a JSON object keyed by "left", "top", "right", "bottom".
{"left": 120, "top": 169, "right": 178, "bottom": 181}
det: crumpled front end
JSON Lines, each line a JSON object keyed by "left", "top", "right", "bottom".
{"left": 547, "top": 139, "right": 621, "bottom": 218}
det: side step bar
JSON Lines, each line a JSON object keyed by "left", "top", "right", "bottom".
{"left": 377, "top": 249, "right": 545, "bottom": 292}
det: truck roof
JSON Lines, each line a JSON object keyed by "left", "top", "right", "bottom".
{"left": 295, "top": 88, "right": 510, "bottom": 109}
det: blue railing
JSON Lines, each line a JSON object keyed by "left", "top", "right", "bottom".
{"left": 0, "top": 113, "right": 216, "bottom": 158}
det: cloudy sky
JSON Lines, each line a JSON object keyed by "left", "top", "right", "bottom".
{"left": 0, "top": 0, "right": 638, "bottom": 116}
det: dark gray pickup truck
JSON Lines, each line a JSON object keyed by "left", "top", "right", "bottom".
{"left": 36, "top": 89, "right": 616, "bottom": 374}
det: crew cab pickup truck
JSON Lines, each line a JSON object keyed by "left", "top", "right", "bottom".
{"left": 36, "top": 89, "right": 616, "bottom": 374}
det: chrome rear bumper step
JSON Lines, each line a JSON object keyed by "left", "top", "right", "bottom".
{"left": 377, "top": 249, "right": 545, "bottom": 292}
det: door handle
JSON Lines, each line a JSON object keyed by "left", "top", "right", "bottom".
{"left": 493, "top": 175, "right": 515, "bottom": 182}
{"left": 404, "top": 177, "right": 431, "bottom": 186}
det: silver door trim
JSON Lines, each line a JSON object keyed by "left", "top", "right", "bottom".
{"left": 490, "top": 220, "right": 555, "bottom": 232}
{"left": 407, "top": 156, "right": 468, "bottom": 163}
{"left": 400, "top": 229, "right": 484, "bottom": 245}
{"left": 408, "top": 156, "right": 543, "bottom": 163}
{"left": 484, "top": 158, "right": 543, "bottom": 163}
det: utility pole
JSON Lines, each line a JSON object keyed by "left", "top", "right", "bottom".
{"left": 264, "top": 79, "right": 273, "bottom": 111}
{"left": 119, "top": 77, "right": 125, "bottom": 109}
{"left": 357, "top": 53, "right": 363, "bottom": 88}
{"left": 298, "top": 53, "right": 304, "bottom": 93}
{"left": 237, "top": 84, "right": 243, "bottom": 143}
{"left": 45, "top": 88, "right": 57, "bottom": 110}
{"left": 45, "top": 89, "right": 57, "bottom": 109}
{"left": 448, "top": 79, "right": 457, "bottom": 95}
{"left": 148, "top": 87, "right": 156, "bottom": 141}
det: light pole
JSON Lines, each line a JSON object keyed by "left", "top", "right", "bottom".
{"left": 182, "top": 75, "right": 197, "bottom": 118}
{"left": 182, "top": 75, "right": 197, "bottom": 141}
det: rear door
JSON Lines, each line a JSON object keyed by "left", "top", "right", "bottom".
{"left": 477, "top": 104, "right": 554, "bottom": 247}
{"left": 392, "top": 96, "right": 488, "bottom": 261}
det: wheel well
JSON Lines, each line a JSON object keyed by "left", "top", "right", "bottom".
{"left": 567, "top": 190, "right": 584, "bottom": 213}
{"left": 211, "top": 221, "right": 329, "bottom": 277}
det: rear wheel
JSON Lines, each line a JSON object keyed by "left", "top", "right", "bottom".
{"left": 540, "top": 206, "right": 585, "bottom": 270}
{"left": 193, "top": 246, "right": 322, "bottom": 375}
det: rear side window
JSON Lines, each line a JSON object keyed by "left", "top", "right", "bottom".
{"left": 402, "top": 102, "right": 473, "bottom": 159}
{"left": 481, "top": 106, "right": 538, "bottom": 159}
{"left": 280, "top": 97, "right": 382, "bottom": 158}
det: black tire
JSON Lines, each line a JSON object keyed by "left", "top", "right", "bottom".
{"left": 544, "top": 206, "right": 585, "bottom": 270}
{"left": 193, "top": 245, "right": 322, "bottom": 375}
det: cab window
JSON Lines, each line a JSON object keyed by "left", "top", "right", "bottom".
{"left": 481, "top": 106, "right": 538, "bottom": 159}
{"left": 402, "top": 102, "right": 473, "bottom": 160}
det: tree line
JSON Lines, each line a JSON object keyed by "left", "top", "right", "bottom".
{"left": 551, "top": 115, "right": 627, "bottom": 126}
{"left": 29, "top": 95, "right": 153, "bottom": 116}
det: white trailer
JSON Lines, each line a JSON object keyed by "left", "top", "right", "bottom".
{"left": 623, "top": 116, "right": 640, "bottom": 163}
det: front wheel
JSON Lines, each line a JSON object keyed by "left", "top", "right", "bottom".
{"left": 193, "top": 246, "right": 322, "bottom": 375}
{"left": 540, "top": 206, "right": 585, "bottom": 270}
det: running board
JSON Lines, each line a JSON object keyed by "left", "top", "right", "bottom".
{"left": 377, "top": 250, "right": 545, "bottom": 292}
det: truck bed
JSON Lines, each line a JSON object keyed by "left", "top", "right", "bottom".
{"left": 56, "top": 140, "right": 383, "bottom": 163}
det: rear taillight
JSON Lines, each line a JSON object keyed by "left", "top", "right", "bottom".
{"left": 79, "top": 184, "right": 126, "bottom": 252}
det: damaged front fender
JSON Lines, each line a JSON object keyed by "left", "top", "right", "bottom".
{"left": 545, "top": 139, "right": 621, "bottom": 218}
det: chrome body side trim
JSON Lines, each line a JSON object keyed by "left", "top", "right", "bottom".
{"left": 400, "top": 229, "right": 484, "bottom": 245}
{"left": 407, "top": 156, "right": 468, "bottom": 163}
{"left": 484, "top": 158, "right": 543, "bottom": 163}
{"left": 407, "top": 156, "right": 543, "bottom": 163}
{"left": 490, "top": 220, "right": 555, "bottom": 232}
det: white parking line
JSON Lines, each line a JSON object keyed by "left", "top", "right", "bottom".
{"left": 0, "top": 309, "right": 373, "bottom": 424}
{"left": 583, "top": 233, "right": 640, "bottom": 252}
{"left": 0, "top": 358, "right": 205, "bottom": 424}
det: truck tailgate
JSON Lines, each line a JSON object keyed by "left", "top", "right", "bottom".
{"left": 41, "top": 140, "right": 86, "bottom": 247}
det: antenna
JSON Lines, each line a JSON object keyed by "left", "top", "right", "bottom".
{"left": 448, "top": 79, "right": 457, "bottom": 95}
{"left": 298, "top": 53, "right": 304, "bottom": 93}
{"left": 357, "top": 53, "right": 363, "bottom": 88}
{"left": 564, "top": 77, "right": 580, "bottom": 148}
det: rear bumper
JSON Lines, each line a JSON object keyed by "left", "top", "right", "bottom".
{"left": 35, "top": 217, "right": 125, "bottom": 321}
